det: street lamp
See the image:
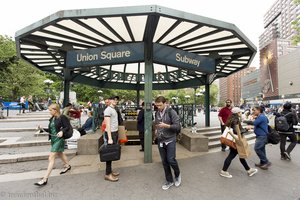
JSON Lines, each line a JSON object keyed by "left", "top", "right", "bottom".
{"left": 43, "top": 79, "right": 54, "bottom": 94}
{"left": 184, "top": 95, "right": 190, "bottom": 104}
{"left": 171, "top": 96, "right": 178, "bottom": 105}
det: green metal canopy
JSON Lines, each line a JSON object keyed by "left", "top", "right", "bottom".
{"left": 15, "top": 5, "right": 256, "bottom": 90}
{"left": 15, "top": 5, "right": 256, "bottom": 163}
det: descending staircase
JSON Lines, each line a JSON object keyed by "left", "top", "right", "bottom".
{"left": 196, "top": 127, "right": 256, "bottom": 150}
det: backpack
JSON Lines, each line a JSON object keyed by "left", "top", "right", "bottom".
{"left": 267, "top": 125, "right": 280, "bottom": 144}
{"left": 168, "top": 109, "right": 181, "bottom": 135}
{"left": 275, "top": 113, "right": 290, "bottom": 132}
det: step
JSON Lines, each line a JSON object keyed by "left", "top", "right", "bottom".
{"left": 0, "top": 128, "right": 37, "bottom": 132}
{"left": 208, "top": 133, "right": 256, "bottom": 149}
{"left": 0, "top": 150, "right": 77, "bottom": 164}
{"left": 207, "top": 131, "right": 255, "bottom": 142}
{"left": 0, "top": 118, "right": 49, "bottom": 123}
{"left": 0, "top": 140, "right": 50, "bottom": 148}
{"left": 196, "top": 126, "right": 220, "bottom": 133}
{"left": 200, "top": 130, "right": 221, "bottom": 137}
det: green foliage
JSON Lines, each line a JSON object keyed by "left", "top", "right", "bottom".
{"left": 292, "top": 0, "right": 300, "bottom": 45}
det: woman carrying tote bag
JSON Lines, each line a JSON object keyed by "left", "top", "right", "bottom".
{"left": 219, "top": 107, "right": 258, "bottom": 179}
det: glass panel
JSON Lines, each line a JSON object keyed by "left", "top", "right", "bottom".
{"left": 126, "top": 63, "right": 139, "bottom": 74}
{"left": 127, "top": 16, "right": 147, "bottom": 41}
{"left": 160, "top": 21, "right": 198, "bottom": 44}
{"left": 33, "top": 60, "right": 56, "bottom": 63}
{"left": 111, "top": 64, "right": 125, "bottom": 72}
{"left": 184, "top": 38, "right": 240, "bottom": 50}
{"left": 20, "top": 44, "right": 40, "bottom": 49}
{"left": 103, "top": 17, "right": 131, "bottom": 42}
{"left": 178, "top": 31, "right": 233, "bottom": 48}
{"left": 44, "top": 25, "right": 101, "bottom": 45}
{"left": 169, "top": 26, "right": 216, "bottom": 45}
{"left": 45, "top": 41, "right": 63, "bottom": 47}
{"left": 79, "top": 18, "right": 120, "bottom": 42}
{"left": 154, "top": 64, "right": 167, "bottom": 73}
{"left": 58, "top": 20, "right": 111, "bottom": 43}
{"left": 153, "top": 16, "right": 177, "bottom": 42}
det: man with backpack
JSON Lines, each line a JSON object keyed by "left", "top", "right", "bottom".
{"left": 154, "top": 96, "right": 181, "bottom": 190}
{"left": 275, "top": 102, "right": 298, "bottom": 160}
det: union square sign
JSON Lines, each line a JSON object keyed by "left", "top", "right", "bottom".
{"left": 66, "top": 42, "right": 215, "bottom": 73}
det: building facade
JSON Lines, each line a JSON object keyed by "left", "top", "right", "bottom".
{"left": 219, "top": 67, "right": 256, "bottom": 106}
{"left": 259, "top": 0, "right": 300, "bottom": 103}
{"left": 241, "top": 69, "right": 261, "bottom": 106}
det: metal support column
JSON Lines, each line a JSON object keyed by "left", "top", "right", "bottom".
{"left": 137, "top": 90, "right": 140, "bottom": 106}
{"left": 63, "top": 68, "right": 71, "bottom": 107}
{"left": 205, "top": 83, "right": 210, "bottom": 127}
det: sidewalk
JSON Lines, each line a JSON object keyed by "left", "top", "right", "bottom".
{"left": 0, "top": 143, "right": 300, "bottom": 200}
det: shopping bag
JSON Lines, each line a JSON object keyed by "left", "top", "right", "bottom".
{"left": 235, "top": 125, "right": 251, "bottom": 159}
{"left": 220, "top": 127, "right": 236, "bottom": 149}
{"left": 118, "top": 126, "right": 128, "bottom": 144}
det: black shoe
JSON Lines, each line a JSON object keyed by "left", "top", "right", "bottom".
{"left": 60, "top": 165, "right": 71, "bottom": 174}
{"left": 281, "top": 155, "right": 287, "bottom": 160}
{"left": 221, "top": 148, "right": 226, "bottom": 152}
{"left": 139, "top": 149, "right": 144, "bottom": 152}
{"left": 255, "top": 163, "right": 262, "bottom": 167}
{"left": 34, "top": 178, "right": 48, "bottom": 186}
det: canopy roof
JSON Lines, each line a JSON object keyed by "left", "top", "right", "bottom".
{"left": 15, "top": 5, "right": 256, "bottom": 90}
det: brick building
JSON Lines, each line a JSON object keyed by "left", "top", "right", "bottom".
{"left": 219, "top": 67, "right": 256, "bottom": 106}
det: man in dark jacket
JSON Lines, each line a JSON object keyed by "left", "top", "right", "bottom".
{"left": 154, "top": 96, "right": 181, "bottom": 190}
{"left": 275, "top": 102, "right": 298, "bottom": 160}
{"left": 137, "top": 102, "right": 145, "bottom": 152}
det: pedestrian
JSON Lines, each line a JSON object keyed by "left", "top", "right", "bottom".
{"left": 218, "top": 99, "right": 233, "bottom": 151}
{"left": 137, "top": 102, "right": 145, "bottom": 152}
{"left": 78, "top": 111, "right": 93, "bottom": 135}
{"left": 34, "top": 103, "right": 72, "bottom": 186}
{"left": 0, "top": 96, "right": 5, "bottom": 119}
{"left": 154, "top": 96, "right": 181, "bottom": 190}
{"left": 103, "top": 97, "right": 120, "bottom": 182}
{"left": 275, "top": 102, "right": 298, "bottom": 160}
{"left": 219, "top": 107, "right": 258, "bottom": 178}
{"left": 20, "top": 96, "right": 26, "bottom": 113}
{"left": 252, "top": 106, "right": 271, "bottom": 170}
{"left": 62, "top": 103, "right": 72, "bottom": 119}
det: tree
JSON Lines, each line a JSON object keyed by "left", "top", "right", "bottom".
{"left": 292, "top": 0, "right": 300, "bottom": 45}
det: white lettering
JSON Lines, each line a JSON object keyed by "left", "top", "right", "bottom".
{"left": 100, "top": 50, "right": 131, "bottom": 60}
{"left": 77, "top": 53, "right": 98, "bottom": 62}
{"left": 175, "top": 53, "right": 200, "bottom": 67}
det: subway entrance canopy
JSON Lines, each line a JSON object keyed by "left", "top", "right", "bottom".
{"left": 15, "top": 5, "right": 256, "bottom": 162}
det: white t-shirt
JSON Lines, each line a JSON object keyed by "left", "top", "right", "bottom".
{"left": 104, "top": 106, "right": 118, "bottom": 132}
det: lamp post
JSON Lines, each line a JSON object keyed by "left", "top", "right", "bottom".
{"left": 184, "top": 95, "right": 190, "bottom": 104}
{"left": 43, "top": 79, "right": 54, "bottom": 94}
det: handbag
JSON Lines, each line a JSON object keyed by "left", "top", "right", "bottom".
{"left": 234, "top": 125, "right": 251, "bottom": 159}
{"left": 99, "top": 144, "right": 121, "bottom": 162}
{"left": 220, "top": 127, "right": 237, "bottom": 149}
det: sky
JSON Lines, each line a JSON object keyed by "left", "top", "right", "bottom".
{"left": 0, "top": 0, "right": 276, "bottom": 67}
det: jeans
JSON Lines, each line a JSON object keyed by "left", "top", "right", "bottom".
{"left": 280, "top": 133, "right": 297, "bottom": 155}
{"left": 220, "top": 125, "right": 227, "bottom": 150}
{"left": 254, "top": 136, "right": 269, "bottom": 165}
{"left": 222, "top": 147, "right": 250, "bottom": 171}
{"left": 104, "top": 131, "right": 118, "bottom": 175}
{"left": 158, "top": 140, "right": 180, "bottom": 183}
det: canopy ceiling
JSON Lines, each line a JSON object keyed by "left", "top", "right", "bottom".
{"left": 15, "top": 5, "right": 256, "bottom": 90}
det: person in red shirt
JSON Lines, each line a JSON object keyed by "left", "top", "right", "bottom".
{"left": 218, "top": 99, "right": 233, "bottom": 151}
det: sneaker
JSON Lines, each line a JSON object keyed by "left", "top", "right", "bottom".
{"left": 247, "top": 168, "right": 258, "bottom": 177}
{"left": 284, "top": 152, "right": 291, "bottom": 160}
{"left": 281, "top": 154, "right": 287, "bottom": 160}
{"left": 219, "top": 170, "right": 232, "bottom": 178}
{"left": 221, "top": 148, "right": 226, "bottom": 152}
{"left": 175, "top": 174, "right": 181, "bottom": 187}
{"left": 162, "top": 182, "right": 174, "bottom": 190}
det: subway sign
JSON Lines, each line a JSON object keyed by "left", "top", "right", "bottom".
{"left": 66, "top": 42, "right": 145, "bottom": 68}
{"left": 153, "top": 43, "right": 215, "bottom": 73}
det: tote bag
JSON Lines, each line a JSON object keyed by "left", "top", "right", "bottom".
{"left": 220, "top": 127, "right": 236, "bottom": 149}
{"left": 234, "top": 125, "right": 251, "bottom": 159}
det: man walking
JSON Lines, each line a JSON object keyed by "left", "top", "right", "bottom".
{"left": 218, "top": 99, "right": 233, "bottom": 151}
{"left": 103, "top": 97, "right": 119, "bottom": 182}
{"left": 275, "top": 102, "right": 298, "bottom": 160}
{"left": 155, "top": 96, "right": 181, "bottom": 190}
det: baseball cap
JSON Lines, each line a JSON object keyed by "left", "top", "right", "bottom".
{"left": 231, "top": 107, "right": 241, "bottom": 114}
